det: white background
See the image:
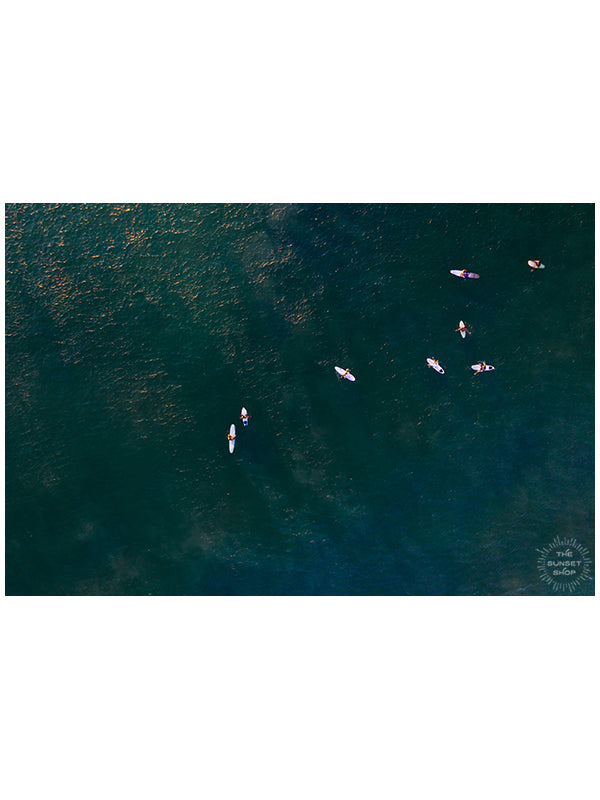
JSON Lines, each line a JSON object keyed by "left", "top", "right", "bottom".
{"left": 2, "top": 2, "right": 597, "bottom": 798}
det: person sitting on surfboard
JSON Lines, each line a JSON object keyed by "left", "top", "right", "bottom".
{"left": 459, "top": 270, "right": 469, "bottom": 278}
{"left": 227, "top": 432, "right": 236, "bottom": 441}
{"left": 528, "top": 259, "right": 541, "bottom": 268}
{"left": 240, "top": 412, "right": 249, "bottom": 422}
{"left": 456, "top": 322, "right": 471, "bottom": 334}
{"left": 474, "top": 361, "right": 487, "bottom": 374}
{"left": 341, "top": 369, "right": 350, "bottom": 377}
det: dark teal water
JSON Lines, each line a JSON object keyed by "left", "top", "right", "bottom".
{"left": 5, "top": 204, "right": 594, "bottom": 594}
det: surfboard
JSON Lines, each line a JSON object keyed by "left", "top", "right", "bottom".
{"left": 240, "top": 407, "right": 249, "bottom": 427}
{"left": 471, "top": 363, "right": 495, "bottom": 372}
{"left": 427, "top": 358, "right": 445, "bottom": 374}
{"left": 228, "top": 424, "right": 236, "bottom": 453}
{"left": 458, "top": 320, "right": 468, "bottom": 339}
{"left": 450, "top": 269, "right": 480, "bottom": 279}
{"left": 335, "top": 366, "right": 356, "bottom": 382}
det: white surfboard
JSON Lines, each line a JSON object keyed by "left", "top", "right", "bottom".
{"left": 240, "top": 407, "right": 249, "bottom": 427}
{"left": 458, "top": 320, "right": 469, "bottom": 339}
{"left": 335, "top": 366, "right": 356, "bottom": 382}
{"left": 427, "top": 358, "right": 445, "bottom": 374}
{"left": 228, "top": 423, "right": 236, "bottom": 453}
{"left": 471, "top": 363, "right": 495, "bottom": 373}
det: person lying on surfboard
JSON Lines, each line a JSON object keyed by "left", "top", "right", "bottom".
{"left": 473, "top": 361, "right": 487, "bottom": 374}
{"left": 456, "top": 322, "right": 471, "bottom": 335}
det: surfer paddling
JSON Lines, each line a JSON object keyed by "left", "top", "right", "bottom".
{"left": 227, "top": 423, "right": 237, "bottom": 453}
{"left": 450, "top": 269, "right": 480, "bottom": 280}
{"left": 335, "top": 366, "right": 356, "bottom": 381}
{"left": 427, "top": 358, "right": 445, "bottom": 373}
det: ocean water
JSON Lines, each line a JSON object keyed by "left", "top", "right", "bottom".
{"left": 4, "top": 203, "right": 594, "bottom": 594}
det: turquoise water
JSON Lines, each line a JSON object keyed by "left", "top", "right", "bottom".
{"left": 4, "top": 204, "right": 594, "bottom": 594}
